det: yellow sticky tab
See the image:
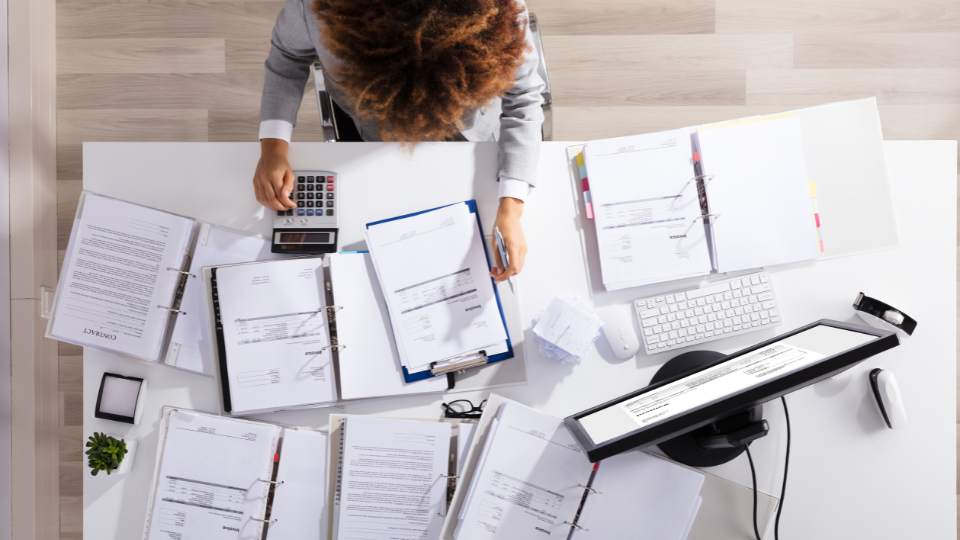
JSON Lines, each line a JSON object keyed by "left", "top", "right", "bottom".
{"left": 808, "top": 181, "right": 818, "bottom": 198}
{"left": 576, "top": 152, "right": 585, "bottom": 167}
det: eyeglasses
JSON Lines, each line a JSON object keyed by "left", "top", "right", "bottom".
{"left": 442, "top": 399, "right": 486, "bottom": 419}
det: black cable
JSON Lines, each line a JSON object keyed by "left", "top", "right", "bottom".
{"left": 776, "top": 396, "right": 791, "bottom": 540}
{"left": 744, "top": 445, "right": 761, "bottom": 540}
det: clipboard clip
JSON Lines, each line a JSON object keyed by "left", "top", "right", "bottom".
{"left": 430, "top": 351, "right": 489, "bottom": 376}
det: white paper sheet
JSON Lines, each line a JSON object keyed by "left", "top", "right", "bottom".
{"left": 584, "top": 130, "right": 712, "bottom": 289}
{"left": 572, "top": 451, "right": 704, "bottom": 540}
{"left": 532, "top": 296, "right": 604, "bottom": 360}
{"left": 168, "top": 225, "right": 280, "bottom": 376}
{"left": 146, "top": 411, "right": 281, "bottom": 540}
{"left": 698, "top": 113, "right": 820, "bottom": 273}
{"left": 214, "top": 258, "right": 338, "bottom": 413}
{"left": 328, "top": 252, "right": 448, "bottom": 399}
{"left": 50, "top": 193, "right": 195, "bottom": 361}
{"left": 366, "top": 203, "right": 508, "bottom": 371}
{"left": 455, "top": 401, "right": 593, "bottom": 540}
{"left": 267, "top": 429, "right": 329, "bottom": 540}
{"left": 456, "top": 423, "right": 477, "bottom": 477}
{"left": 336, "top": 417, "right": 451, "bottom": 540}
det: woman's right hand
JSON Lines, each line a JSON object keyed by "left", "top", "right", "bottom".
{"left": 253, "top": 138, "right": 297, "bottom": 211}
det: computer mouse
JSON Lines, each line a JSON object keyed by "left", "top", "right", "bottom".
{"left": 599, "top": 306, "right": 641, "bottom": 359}
{"left": 869, "top": 368, "right": 907, "bottom": 430}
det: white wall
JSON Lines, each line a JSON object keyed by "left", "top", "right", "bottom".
{"left": 0, "top": 0, "right": 12, "bottom": 532}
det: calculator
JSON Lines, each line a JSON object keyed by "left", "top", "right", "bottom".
{"left": 271, "top": 170, "right": 339, "bottom": 254}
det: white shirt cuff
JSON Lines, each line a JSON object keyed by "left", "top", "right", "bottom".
{"left": 498, "top": 176, "right": 533, "bottom": 202}
{"left": 259, "top": 120, "right": 294, "bottom": 143}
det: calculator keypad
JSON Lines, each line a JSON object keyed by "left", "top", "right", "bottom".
{"left": 277, "top": 172, "right": 337, "bottom": 224}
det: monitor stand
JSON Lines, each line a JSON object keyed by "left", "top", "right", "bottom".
{"left": 652, "top": 350, "right": 765, "bottom": 468}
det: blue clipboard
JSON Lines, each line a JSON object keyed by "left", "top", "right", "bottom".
{"left": 366, "top": 200, "right": 514, "bottom": 383}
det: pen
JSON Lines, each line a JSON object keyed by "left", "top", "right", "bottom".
{"left": 493, "top": 226, "right": 516, "bottom": 294}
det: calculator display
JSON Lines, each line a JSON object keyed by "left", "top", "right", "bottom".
{"left": 278, "top": 232, "right": 331, "bottom": 244}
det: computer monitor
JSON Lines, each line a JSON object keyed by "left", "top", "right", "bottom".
{"left": 565, "top": 320, "right": 899, "bottom": 462}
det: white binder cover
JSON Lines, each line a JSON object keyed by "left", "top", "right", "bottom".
{"left": 47, "top": 192, "right": 198, "bottom": 363}
{"left": 328, "top": 252, "right": 449, "bottom": 400}
{"left": 165, "top": 224, "right": 282, "bottom": 377}
{"left": 266, "top": 429, "right": 330, "bottom": 540}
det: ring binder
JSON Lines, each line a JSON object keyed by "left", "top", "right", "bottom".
{"left": 565, "top": 521, "right": 588, "bottom": 531}
{"left": 167, "top": 267, "right": 196, "bottom": 278}
{"left": 157, "top": 305, "right": 186, "bottom": 315}
{"left": 578, "top": 484, "right": 602, "bottom": 494}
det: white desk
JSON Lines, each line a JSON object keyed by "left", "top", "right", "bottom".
{"left": 82, "top": 141, "right": 956, "bottom": 539}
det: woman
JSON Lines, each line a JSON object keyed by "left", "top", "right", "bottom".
{"left": 253, "top": 0, "right": 544, "bottom": 283}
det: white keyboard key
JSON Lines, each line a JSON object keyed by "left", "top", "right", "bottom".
{"left": 644, "top": 328, "right": 653, "bottom": 336}
{"left": 679, "top": 328, "right": 687, "bottom": 337}
{"left": 707, "top": 313, "right": 717, "bottom": 322}
{"left": 751, "top": 313, "right": 760, "bottom": 321}
{"left": 678, "top": 301, "right": 687, "bottom": 310}
{"left": 734, "top": 325, "right": 742, "bottom": 331}
{"left": 666, "top": 295, "right": 675, "bottom": 303}
{"left": 694, "top": 307, "right": 704, "bottom": 316}
{"left": 642, "top": 318, "right": 656, "bottom": 328}
{"left": 741, "top": 277, "right": 751, "bottom": 287}
{"left": 671, "top": 321, "right": 680, "bottom": 330}
{"left": 721, "top": 301, "right": 731, "bottom": 309}
{"left": 771, "top": 316, "right": 780, "bottom": 323}
{"left": 640, "top": 307, "right": 661, "bottom": 319}
{"left": 760, "top": 311, "right": 769, "bottom": 319}
{"left": 749, "top": 295, "right": 758, "bottom": 304}
{"left": 705, "top": 331, "right": 714, "bottom": 338}
{"left": 656, "top": 296, "right": 665, "bottom": 303}
{"left": 647, "top": 300, "right": 657, "bottom": 309}
{"left": 713, "top": 304, "right": 722, "bottom": 313}
{"left": 685, "top": 309, "right": 695, "bottom": 317}
{"left": 751, "top": 284, "right": 771, "bottom": 294}
{"left": 675, "top": 292, "right": 686, "bottom": 301}
{"left": 750, "top": 275, "right": 760, "bottom": 285}
{"left": 698, "top": 315, "right": 707, "bottom": 324}
{"left": 706, "top": 296, "right": 715, "bottom": 304}
{"left": 714, "top": 293, "right": 724, "bottom": 303}
{"left": 733, "top": 289, "right": 742, "bottom": 298}
{"left": 667, "top": 313, "right": 677, "bottom": 322}
{"left": 696, "top": 298, "right": 706, "bottom": 306}
{"left": 658, "top": 315, "right": 667, "bottom": 324}
{"left": 762, "top": 301, "right": 775, "bottom": 309}
{"left": 668, "top": 330, "right": 678, "bottom": 339}
{"left": 731, "top": 281, "right": 741, "bottom": 289}
{"left": 717, "top": 311, "right": 726, "bottom": 319}
{"left": 680, "top": 319, "right": 690, "bottom": 328}
{"left": 705, "top": 322, "right": 715, "bottom": 331}
{"left": 733, "top": 316, "right": 742, "bottom": 324}
{"left": 758, "top": 292, "right": 774, "bottom": 302}
{"left": 648, "top": 335, "right": 660, "bottom": 344}
{"left": 723, "top": 291, "right": 733, "bottom": 300}
{"left": 654, "top": 325, "right": 663, "bottom": 333}
{"left": 667, "top": 339, "right": 676, "bottom": 345}
{"left": 724, "top": 319, "right": 732, "bottom": 327}
{"left": 685, "top": 281, "right": 731, "bottom": 299}
{"left": 769, "top": 308, "right": 778, "bottom": 317}
{"left": 661, "top": 306, "right": 670, "bottom": 315}
{"left": 670, "top": 305, "right": 678, "bottom": 313}
{"left": 735, "top": 307, "right": 744, "bottom": 316}
{"left": 760, "top": 274, "right": 769, "bottom": 283}
{"left": 696, "top": 324, "right": 705, "bottom": 333}
{"left": 725, "top": 309, "right": 735, "bottom": 317}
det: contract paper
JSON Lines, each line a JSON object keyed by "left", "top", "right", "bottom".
{"left": 168, "top": 226, "right": 278, "bottom": 376}
{"left": 214, "top": 258, "right": 337, "bottom": 413}
{"left": 584, "top": 129, "right": 712, "bottom": 290}
{"left": 266, "top": 429, "right": 329, "bottom": 540}
{"left": 455, "top": 401, "right": 592, "bottom": 540}
{"left": 335, "top": 417, "right": 451, "bottom": 540}
{"left": 146, "top": 411, "right": 280, "bottom": 540}
{"left": 50, "top": 193, "right": 195, "bottom": 361}
{"left": 573, "top": 451, "right": 704, "bottom": 540}
{"left": 366, "top": 203, "right": 508, "bottom": 372}
{"left": 328, "top": 252, "right": 448, "bottom": 399}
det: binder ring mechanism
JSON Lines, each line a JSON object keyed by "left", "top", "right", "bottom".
{"left": 250, "top": 517, "right": 277, "bottom": 524}
{"left": 578, "top": 484, "right": 602, "bottom": 494}
{"left": 321, "top": 305, "right": 343, "bottom": 313}
{"left": 565, "top": 522, "right": 588, "bottom": 531}
{"left": 257, "top": 478, "right": 283, "bottom": 485}
{"left": 436, "top": 474, "right": 460, "bottom": 517}
{"left": 157, "top": 305, "right": 186, "bottom": 315}
{"left": 167, "top": 267, "right": 196, "bottom": 278}
{"left": 692, "top": 213, "right": 721, "bottom": 223}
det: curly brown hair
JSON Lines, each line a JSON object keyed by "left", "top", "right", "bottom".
{"left": 313, "top": 0, "right": 531, "bottom": 142}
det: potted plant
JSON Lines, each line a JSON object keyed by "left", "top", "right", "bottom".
{"left": 86, "top": 432, "right": 137, "bottom": 475}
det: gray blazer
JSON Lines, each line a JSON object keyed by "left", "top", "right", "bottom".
{"left": 260, "top": 0, "right": 545, "bottom": 186}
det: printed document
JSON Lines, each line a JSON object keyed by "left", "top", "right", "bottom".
{"left": 214, "top": 258, "right": 337, "bottom": 413}
{"left": 584, "top": 130, "right": 712, "bottom": 290}
{"left": 50, "top": 193, "right": 195, "bottom": 360}
{"left": 336, "top": 417, "right": 451, "bottom": 540}
{"left": 455, "top": 401, "right": 592, "bottom": 540}
{"left": 366, "top": 203, "right": 508, "bottom": 372}
{"left": 146, "top": 410, "right": 280, "bottom": 540}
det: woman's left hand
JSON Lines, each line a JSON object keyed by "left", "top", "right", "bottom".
{"left": 490, "top": 197, "right": 527, "bottom": 283}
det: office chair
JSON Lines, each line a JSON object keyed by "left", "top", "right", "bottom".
{"left": 313, "top": 11, "right": 553, "bottom": 142}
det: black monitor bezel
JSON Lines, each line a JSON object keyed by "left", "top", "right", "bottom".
{"left": 564, "top": 319, "right": 899, "bottom": 463}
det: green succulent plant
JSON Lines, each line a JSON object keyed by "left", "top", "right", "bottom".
{"left": 85, "top": 432, "right": 128, "bottom": 476}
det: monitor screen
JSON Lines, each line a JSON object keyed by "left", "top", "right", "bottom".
{"left": 579, "top": 324, "right": 882, "bottom": 446}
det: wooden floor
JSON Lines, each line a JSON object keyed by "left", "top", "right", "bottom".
{"left": 54, "top": 0, "right": 960, "bottom": 537}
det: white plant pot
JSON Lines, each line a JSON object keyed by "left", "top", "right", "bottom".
{"left": 113, "top": 439, "right": 137, "bottom": 474}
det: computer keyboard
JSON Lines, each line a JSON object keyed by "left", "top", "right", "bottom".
{"left": 634, "top": 272, "right": 781, "bottom": 354}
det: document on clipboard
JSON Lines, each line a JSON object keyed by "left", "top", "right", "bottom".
{"left": 366, "top": 201, "right": 513, "bottom": 383}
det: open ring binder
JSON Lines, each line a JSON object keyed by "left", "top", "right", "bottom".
{"left": 167, "top": 267, "right": 196, "bottom": 278}
{"left": 157, "top": 305, "right": 186, "bottom": 315}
